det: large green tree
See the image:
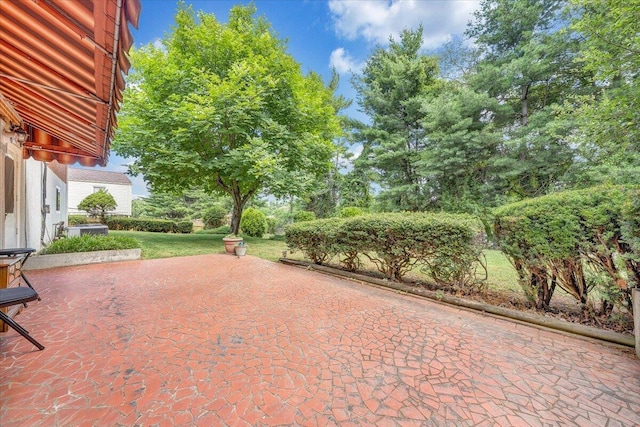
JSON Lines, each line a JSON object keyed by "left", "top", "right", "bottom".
{"left": 567, "top": 0, "right": 640, "bottom": 179}
{"left": 353, "top": 26, "right": 442, "bottom": 211}
{"left": 417, "top": 82, "right": 501, "bottom": 212}
{"left": 114, "top": 3, "right": 341, "bottom": 234}
{"left": 465, "top": 0, "right": 585, "bottom": 199}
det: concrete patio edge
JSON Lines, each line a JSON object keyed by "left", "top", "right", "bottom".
{"left": 279, "top": 257, "right": 636, "bottom": 348}
{"left": 24, "top": 248, "right": 142, "bottom": 270}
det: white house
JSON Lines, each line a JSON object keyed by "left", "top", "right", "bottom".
{"left": 0, "top": 0, "right": 140, "bottom": 251}
{"left": 68, "top": 169, "right": 132, "bottom": 217}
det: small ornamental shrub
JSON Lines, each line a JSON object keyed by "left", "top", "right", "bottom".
{"left": 293, "top": 210, "right": 316, "bottom": 223}
{"left": 241, "top": 208, "right": 268, "bottom": 238}
{"left": 203, "top": 205, "right": 228, "bottom": 229}
{"left": 78, "top": 190, "right": 117, "bottom": 223}
{"left": 40, "top": 234, "right": 140, "bottom": 254}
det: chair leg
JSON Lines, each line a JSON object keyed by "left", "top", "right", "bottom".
{"left": 20, "top": 273, "right": 41, "bottom": 301}
{"left": 0, "top": 312, "right": 44, "bottom": 350}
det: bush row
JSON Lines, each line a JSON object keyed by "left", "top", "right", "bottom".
{"left": 41, "top": 234, "right": 141, "bottom": 255}
{"left": 493, "top": 185, "right": 640, "bottom": 313}
{"left": 68, "top": 215, "right": 89, "bottom": 226}
{"left": 106, "top": 217, "right": 193, "bottom": 233}
{"left": 285, "top": 213, "right": 483, "bottom": 283}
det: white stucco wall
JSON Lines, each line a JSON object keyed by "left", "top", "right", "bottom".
{"left": 68, "top": 181, "right": 132, "bottom": 216}
{"left": 23, "top": 160, "right": 43, "bottom": 249}
{"left": 23, "top": 160, "right": 68, "bottom": 249}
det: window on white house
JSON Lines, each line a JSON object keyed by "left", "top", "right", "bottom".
{"left": 93, "top": 186, "right": 106, "bottom": 193}
{"left": 4, "top": 156, "right": 14, "bottom": 214}
{"left": 56, "top": 186, "right": 61, "bottom": 212}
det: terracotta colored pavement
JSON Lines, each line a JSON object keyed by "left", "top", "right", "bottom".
{"left": 1, "top": 255, "right": 639, "bottom": 427}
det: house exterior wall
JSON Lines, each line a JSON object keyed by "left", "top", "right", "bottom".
{"left": 68, "top": 180, "right": 132, "bottom": 216}
{"left": 1, "top": 121, "right": 24, "bottom": 248}
{"left": 23, "top": 160, "right": 68, "bottom": 250}
{"left": 23, "top": 160, "right": 43, "bottom": 250}
{"left": 1, "top": 120, "right": 67, "bottom": 251}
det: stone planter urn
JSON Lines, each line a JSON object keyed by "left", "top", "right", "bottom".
{"left": 234, "top": 242, "right": 247, "bottom": 256}
{"left": 222, "top": 236, "right": 243, "bottom": 254}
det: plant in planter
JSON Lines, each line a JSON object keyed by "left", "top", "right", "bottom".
{"left": 234, "top": 240, "right": 247, "bottom": 256}
{"left": 222, "top": 234, "right": 243, "bottom": 254}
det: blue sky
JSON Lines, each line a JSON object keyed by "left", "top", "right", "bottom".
{"left": 104, "top": 0, "right": 480, "bottom": 196}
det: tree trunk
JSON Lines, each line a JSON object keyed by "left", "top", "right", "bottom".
{"left": 227, "top": 182, "right": 258, "bottom": 235}
{"left": 521, "top": 83, "right": 530, "bottom": 126}
{"left": 230, "top": 190, "right": 248, "bottom": 236}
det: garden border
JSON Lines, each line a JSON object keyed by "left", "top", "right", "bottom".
{"left": 24, "top": 249, "right": 142, "bottom": 271}
{"left": 279, "top": 257, "right": 635, "bottom": 349}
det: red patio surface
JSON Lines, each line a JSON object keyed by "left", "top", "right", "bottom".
{"left": 1, "top": 254, "right": 639, "bottom": 426}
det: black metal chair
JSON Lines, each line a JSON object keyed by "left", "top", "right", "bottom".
{"left": 0, "top": 248, "right": 44, "bottom": 350}
{"left": 0, "top": 287, "right": 44, "bottom": 350}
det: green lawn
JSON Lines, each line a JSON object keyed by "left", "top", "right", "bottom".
{"left": 110, "top": 231, "right": 292, "bottom": 262}
{"left": 111, "top": 230, "right": 520, "bottom": 290}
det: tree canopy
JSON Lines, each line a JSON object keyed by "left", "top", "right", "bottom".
{"left": 114, "top": 3, "right": 341, "bottom": 234}
{"left": 78, "top": 190, "right": 117, "bottom": 223}
{"left": 115, "top": 1, "right": 638, "bottom": 221}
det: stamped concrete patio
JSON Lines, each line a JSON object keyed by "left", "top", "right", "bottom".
{"left": 1, "top": 254, "right": 639, "bottom": 426}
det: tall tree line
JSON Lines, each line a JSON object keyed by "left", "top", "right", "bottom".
{"left": 338, "top": 0, "right": 639, "bottom": 215}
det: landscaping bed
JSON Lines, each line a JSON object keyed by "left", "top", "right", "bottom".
{"left": 280, "top": 258, "right": 635, "bottom": 342}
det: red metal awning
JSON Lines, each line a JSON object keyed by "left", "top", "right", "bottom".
{"left": 0, "top": 0, "right": 140, "bottom": 166}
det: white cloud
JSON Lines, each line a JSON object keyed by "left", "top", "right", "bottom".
{"left": 329, "top": 48, "right": 364, "bottom": 74}
{"left": 328, "top": 0, "right": 480, "bottom": 49}
{"left": 152, "top": 38, "right": 164, "bottom": 50}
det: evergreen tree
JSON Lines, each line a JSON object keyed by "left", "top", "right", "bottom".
{"left": 353, "top": 26, "right": 441, "bottom": 211}
{"left": 466, "top": 0, "right": 583, "bottom": 199}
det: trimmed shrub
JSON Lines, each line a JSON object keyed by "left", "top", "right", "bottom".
{"left": 285, "top": 219, "right": 342, "bottom": 265}
{"left": 285, "top": 213, "right": 483, "bottom": 282}
{"left": 341, "top": 213, "right": 482, "bottom": 282}
{"left": 174, "top": 221, "right": 194, "bottom": 233}
{"left": 493, "top": 185, "right": 639, "bottom": 312}
{"left": 293, "top": 210, "right": 316, "bottom": 223}
{"left": 241, "top": 208, "right": 268, "bottom": 238}
{"left": 40, "top": 234, "right": 140, "bottom": 254}
{"left": 197, "top": 225, "right": 231, "bottom": 235}
{"left": 106, "top": 217, "right": 191, "bottom": 233}
{"left": 68, "top": 215, "right": 88, "bottom": 226}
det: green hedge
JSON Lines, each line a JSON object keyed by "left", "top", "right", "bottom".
{"left": 285, "top": 213, "right": 483, "bottom": 283}
{"left": 106, "top": 217, "right": 193, "bottom": 233}
{"left": 285, "top": 218, "right": 342, "bottom": 265}
{"left": 41, "top": 234, "right": 140, "bottom": 254}
{"left": 493, "top": 185, "right": 639, "bottom": 312}
{"left": 68, "top": 215, "right": 88, "bottom": 226}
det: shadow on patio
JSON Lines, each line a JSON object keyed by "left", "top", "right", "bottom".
{"left": 2, "top": 254, "right": 640, "bottom": 426}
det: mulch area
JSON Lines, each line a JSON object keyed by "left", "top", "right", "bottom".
{"left": 411, "top": 281, "right": 635, "bottom": 336}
